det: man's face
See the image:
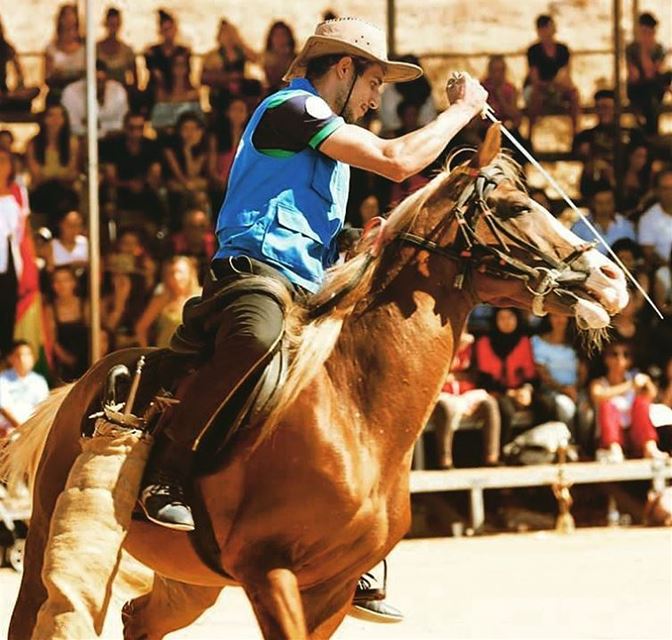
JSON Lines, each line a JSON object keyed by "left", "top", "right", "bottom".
{"left": 9, "top": 345, "right": 35, "bottom": 377}
{"left": 338, "top": 61, "right": 384, "bottom": 124}
{"left": 658, "top": 173, "right": 672, "bottom": 210}
{"left": 125, "top": 116, "right": 145, "bottom": 142}
{"left": 591, "top": 190, "right": 615, "bottom": 220}
{"left": 537, "top": 20, "right": 556, "bottom": 40}
{"left": 639, "top": 24, "right": 656, "bottom": 47}
{"left": 595, "top": 97, "right": 615, "bottom": 125}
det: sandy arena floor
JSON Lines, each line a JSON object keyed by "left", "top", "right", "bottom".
{"left": 1, "top": 528, "right": 671, "bottom": 639}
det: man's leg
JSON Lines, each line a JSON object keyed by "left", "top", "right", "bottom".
{"left": 140, "top": 290, "right": 285, "bottom": 530}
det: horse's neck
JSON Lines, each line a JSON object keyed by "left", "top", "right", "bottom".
{"left": 334, "top": 267, "right": 472, "bottom": 463}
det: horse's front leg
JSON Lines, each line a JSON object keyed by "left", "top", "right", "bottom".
{"left": 302, "top": 579, "right": 359, "bottom": 639}
{"left": 122, "top": 575, "right": 222, "bottom": 640}
{"left": 243, "top": 567, "right": 307, "bottom": 639}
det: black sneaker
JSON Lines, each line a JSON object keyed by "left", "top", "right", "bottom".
{"left": 139, "top": 479, "right": 195, "bottom": 531}
{"left": 351, "top": 569, "right": 403, "bottom": 623}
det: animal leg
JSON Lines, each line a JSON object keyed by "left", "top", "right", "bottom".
{"left": 302, "top": 580, "right": 358, "bottom": 640}
{"left": 122, "top": 575, "right": 222, "bottom": 640}
{"left": 243, "top": 567, "right": 307, "bottom": 639}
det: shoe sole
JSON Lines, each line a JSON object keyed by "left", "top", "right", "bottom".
{"left": 349, "top": 604, "right": 404, "bottom": 624}
{"left": 138, "top": 501, "right": 195, "bottom": 532}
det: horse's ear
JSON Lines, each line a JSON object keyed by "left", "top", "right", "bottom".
{"left": 470, "top": 122, "right": 501, "bottom": 168}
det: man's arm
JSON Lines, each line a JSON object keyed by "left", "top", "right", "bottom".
{"left": 320, "top": 74, "right": 486, "bottom": 183}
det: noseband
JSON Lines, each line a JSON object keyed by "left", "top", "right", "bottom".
{"left": 397, "top": 166, "right": 596, "bottom": 316}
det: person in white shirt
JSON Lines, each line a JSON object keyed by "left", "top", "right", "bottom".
{"left": 61, "top": 59, "right": 128, "bottom": 139}
{"left": 638, "top": 168, "right": 672, "bottom": 267}
{"left": 0, "top": 340, "right": 49, "bottom": 437}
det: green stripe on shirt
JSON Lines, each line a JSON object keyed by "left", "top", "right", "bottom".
{"left": 308, "top": 118, "right": 344, "bottom": 149}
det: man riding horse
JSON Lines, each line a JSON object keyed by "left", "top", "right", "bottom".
{"left": 139, "top": 16, "right": 488, "bottom": 618}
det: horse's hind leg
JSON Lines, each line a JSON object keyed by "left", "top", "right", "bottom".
{"left": 243, "top": 567, "right": 307, "bottom": 639}
{"left": 122, "top": 575, "right": 222, "bottom": 640}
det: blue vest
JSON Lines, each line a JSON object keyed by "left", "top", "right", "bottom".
{"left": 213, "top": 78, "right": 350, "bottom": 292}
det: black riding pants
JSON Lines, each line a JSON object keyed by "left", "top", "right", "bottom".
{"left": 164, "top": 256, "right": 297, "bottom": 447}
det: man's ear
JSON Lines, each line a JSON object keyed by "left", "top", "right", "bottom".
{"left": 336, "top": 56, "right": 353, "bottom": 79}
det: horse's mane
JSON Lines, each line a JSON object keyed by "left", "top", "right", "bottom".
{"left": 257, "top": 153, "right": 523, "bottom": 443}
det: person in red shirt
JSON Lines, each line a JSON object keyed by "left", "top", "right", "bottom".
{"left": 475, "top": 308, "right": 538, "bottom": 449}
{"left": 432, "top": 331, "right": 500, "bottom": 468}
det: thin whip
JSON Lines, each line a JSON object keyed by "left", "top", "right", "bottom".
{"left": 482, "top": 104, "right": 663, "bottom": 319}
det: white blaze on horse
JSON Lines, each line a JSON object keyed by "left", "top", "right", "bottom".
{"left": 1, "top": 126, "right": 627, "bottom": 640}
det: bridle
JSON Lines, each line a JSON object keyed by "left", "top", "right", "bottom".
{"left": 396, "top": 165, "right": 597, "bottom": 317}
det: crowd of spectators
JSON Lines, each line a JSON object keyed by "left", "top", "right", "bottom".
{"left": 0, "top": 5, "right": 671, "bottom": 468}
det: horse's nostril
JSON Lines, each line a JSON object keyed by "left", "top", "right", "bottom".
{"left": 600, "top": 266, "right": 620, "bottom": 280}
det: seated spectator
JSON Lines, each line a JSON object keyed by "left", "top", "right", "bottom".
{"left": 100, "top": 111, "right": 166, "bottom": 229}
{"left": 209, "top": 95, "right": 249, "bottom": 189}
{"left": 590, "top": 339, "right": 667, "bottom": 461}
{"left": 0, "top": 340, "right": 49, "bottom": 438}
{"left": 44, "top": 209, "right": 88, "bottom": 273}
{"left": 26, "top": 104, "right": 80, "bottom": 223}
{"left": 573, "top": 90, "right": 642, "bottom": 197}
{"left": 524, "top": 14, "right": 580, "bottom": 139}
{"left": 611, "top": 238, "right": 650, "bottom": 316}
{"left": 262, "top": 20, "right": 296, "bottom": 95}
{"left": 44, "top": 3, "right": 85, "bottom": 100}
{"left": 143, "top": 9, "right": 191, "bottom": 112}
{"left": 359, "top": 193, "right": 381, "bottom": 226}
{"left": 474, "top": 308, "right": 539, "bottom": 449}
{"left": 201, "top": 18, "right": 262, "bottom": 114}
{"left": 653, "top": 246, "right": 672, "bottom": 318}
{"left": 0, "top": 16, "right": 39, "bottom": 112}
{"left": 531, "top": 314, "right": 579, "bottom": 434}
{"left": 150, "top": 51, "right": 203, "bottom": 132}
{"left": 96, "top": 7, "right": 137, "bottom": 95}
{"left": 61, "top": 59, "right": 128, "bottom": 139}
{"left": 44, "top": 265, "right": 88, "bottom": 382}
{"left": 102, "top": 227, "right": 155, "bottom": 347}
{"left": 379, "top": 54, "right": 436, "bottom": 135}
{"left": 638, "top": 167, "right": 672, "bottom": 268}
{"left": 621, "top": 141, "right": 653, "bottom": 217}
{"left": 0, "top": 146, "right": 28, "bottom": 356}
{"left": 135, "top": 255, "right": 200, "bottom": 348}
{"left": 170, "top": 208, "right": 215, "bottom": 280}
{"left": 432, "top": 331, "right": 500, "bottom": 468}
{"left": 626, "top": 12, "right": 672, "bottom": 136}
{"left": 163, "top": 111, "right": 212, "bottom": 225}
{"left": 481, "top": 55, "right": 522, "bottom": 131}
{"left": 571, "top": 183, "right": 635, "bottom": 251}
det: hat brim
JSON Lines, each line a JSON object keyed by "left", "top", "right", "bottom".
{"left": 283, "top": 35, "right": 423, "bottom": 84}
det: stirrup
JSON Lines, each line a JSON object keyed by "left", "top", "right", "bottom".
{"left": 353, "top": 559, "right": 388, "bottom": 604}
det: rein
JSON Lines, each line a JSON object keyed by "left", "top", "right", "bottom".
{"left": 396, "top": 166, "right": 594, "bottom": 317}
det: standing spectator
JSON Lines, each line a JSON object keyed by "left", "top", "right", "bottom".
{"left": 96, "top": 7, "right": 137, "bottom": 93}
{"left": 210, "top": 96, "right": 249, "bottom": 189}
{"left": 44, "top": 3, "right": 85, "bottom": 100}
{"left": 524, "top": 14, "right": 580, "bottom": 139}
{"left": 201, "top": 18, "right": 261, "bottom": 114}
{"left": 144, "top": 9, "right": 190, "bottom": 112}
{"left": 638, "top": 167, "right": 672, "bottom": 268}
{"left": 0, "top": 16, "right": 39, "bottom": 112}
{"left": 262, "top": 21, "right": 296, "bottom": 95}
{"left": 590, "top": 339, "right": 667, "bottom": 462}
{"left": 100, "top": 111, "right": 165, "bottom": 229}
{"left": 626, "top": 12, "right": 672, "bottom": 136}
{"left": 432, "top": 331, "right": 501, "bottom": 469}
{"left": 26, "top": 103, "right": 80, "bottom": 223}
{"left": 531, "top": 314, "right": 579, "bottom": 434}
{"left": 474, "top": 308, "right": 538, "bottom": 449}
{"left": 379, "top": 54, "right": 436, "bottom": 135}
{"left": 44, "top": 209, "right": 89, "bottom": 272}
{"left": 61, "top": 59, "right": 128, "bottom": 139}
{"left": 44, "top": 265, "right": 88, "bottom": 382}
{"left": 0, "top": 340, "right": 49, "bottom": 438}
{"left": 571, "top": 183, "right": 635, "bottom": 252}
{"left": 151, "top": 51, "right": 203, "bottom": 132}
{"left": 163, "top": 111, "right": 212, "bottom": 224}
{"left": 135, "top": 255, "right": 200, "bottom": 348}
{"left": 0, "top": 146, "right": 28, "bottom": 356}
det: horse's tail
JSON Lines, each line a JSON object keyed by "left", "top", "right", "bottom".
{"left": 0, "top": 383, "right": 73, "bottom": 494}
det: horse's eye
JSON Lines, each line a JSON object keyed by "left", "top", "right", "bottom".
{"left": 510, "top": 204, "right": 529, "bottom": 216}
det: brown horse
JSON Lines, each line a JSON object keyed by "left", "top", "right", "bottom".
{"left": 3, "top": 127, "right": 628, "bottom": 639}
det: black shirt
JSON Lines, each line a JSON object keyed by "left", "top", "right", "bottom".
{"left": 100, "top": 136, "right": 161, "bottom": 181}
{"left": 527, "top": 42, "right": 570, "bottom": 83}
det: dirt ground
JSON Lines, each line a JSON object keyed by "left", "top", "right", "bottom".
{"left": 2, "top": 528, "right": 670, "bottom": 639}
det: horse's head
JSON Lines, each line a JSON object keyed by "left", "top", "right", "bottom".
{"left": 398, "top": 125, "right": 628, "bottom": 331}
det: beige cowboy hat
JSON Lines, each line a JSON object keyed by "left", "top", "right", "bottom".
{"left": 283, "top": 17, "right": 423, "bottom": 84}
